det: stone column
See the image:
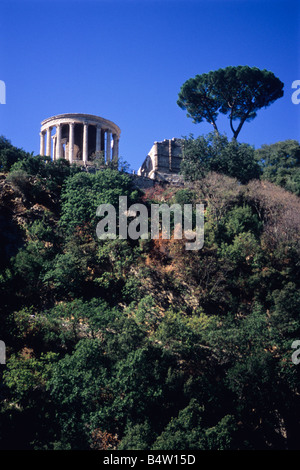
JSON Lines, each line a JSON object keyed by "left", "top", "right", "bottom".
{"left": 83, "top": 122, "right": 88, "bottom": 164}
{"left": 101, "top": 129, "right": 105, "bottom": 153}
{"left": 112, "top": 134, "right": 119, "bottom": 162}
{"left": 56, "top": 124, "right": 62, "bottom": 160}
{"left": 106, "top": 131, "right": 111, "bottom": 162}
{"left": 69, "top": 122, "right": 75, "bottom": 163}
{"left": 52, "top": 136, "right": 56, "bottom": 161}
{"left": 40, "top": 131, "right": 45, "bottom": 156}
{"left": 96, "top": 125, "right": 101, "bottom": 156}
{"left": 46, "top": 128, "right": 52, "bottom": 157}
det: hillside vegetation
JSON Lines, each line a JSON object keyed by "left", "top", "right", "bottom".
{"left": 0, "top": 134, "right": 300, "bottom": 450}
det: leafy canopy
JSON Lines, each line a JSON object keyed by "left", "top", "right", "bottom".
{"left": 177, "top": 66, "right": 284, "bottom": 139}
{"left": 180, "top": 132, "right": 260, "bottom": 184}
{"left": 255, "top": 140, "right": 300, "bottom": 195}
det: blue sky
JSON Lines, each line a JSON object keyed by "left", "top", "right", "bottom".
{"left": 0, "top": 0, "right": 299, "bottom": 172}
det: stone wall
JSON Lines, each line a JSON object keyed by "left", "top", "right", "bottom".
{"left": 138, "top": 138, "right": 183, "bottom": 179}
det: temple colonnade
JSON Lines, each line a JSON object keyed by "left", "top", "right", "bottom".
{"left": 40, "top": 113, "right": 121, "bottom": 166}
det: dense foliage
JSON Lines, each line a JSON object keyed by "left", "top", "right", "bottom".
{"left": 0, "top": 135, "right": 300, "bottom": 450}
{"left": 180, "top": 132, "right": 261, "bottom": 184}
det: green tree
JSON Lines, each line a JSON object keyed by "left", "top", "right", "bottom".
{"left": 42, "top": 250, "right": 89, "bottom": 299}
{"left": 217, "top": 204, "right": 262, "bottom": 243}
{"left": 255, "top": 140, "right": 300, "bottom": 195}
{"left": 10, "top": 154, "right": 80, "bottom": 196}
{"left": 59, "top": 168, "right": 139, "bottom": 233}
{"left": 118, "top": 421, "right": 156, "bottom": 450}
{"left": 178, "top": 66, "right": 284, "bottom": 139}
{"left": 12, "top": 240, "right": 50, "bottom": 301}
{"left": 47, "top": 338, "right": 111, "bottom": 449}
{"left": 181, "top": 133, "right": 260, "bottom": 183}
{"left": 103, "top": 344, "right": 183, "bottom": 435}
{"left": 1, "top": 351, "right": 59, "bottom": 449}
{"left": 0, "top": 136, "right": 30, "bottom": 172}
{"left": 95, "top": 238, "right": 144, "bottom": 301}
{"left": 152, "top": 398, "right": 237, "bottom": 450}
{"left": 152, "top": 399, "right": 206, "bottom": 450}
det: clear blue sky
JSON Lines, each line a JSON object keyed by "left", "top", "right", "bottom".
{"left": 0, "top": 0, "right": 299, "bottom": 172}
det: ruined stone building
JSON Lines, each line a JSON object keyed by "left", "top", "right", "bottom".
{"left": 137, "top": 138, "right": 183, "bottom": 181}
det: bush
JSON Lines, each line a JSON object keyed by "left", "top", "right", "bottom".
{"left": 6, "top": 169, "right": 30, "bottom": 197}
